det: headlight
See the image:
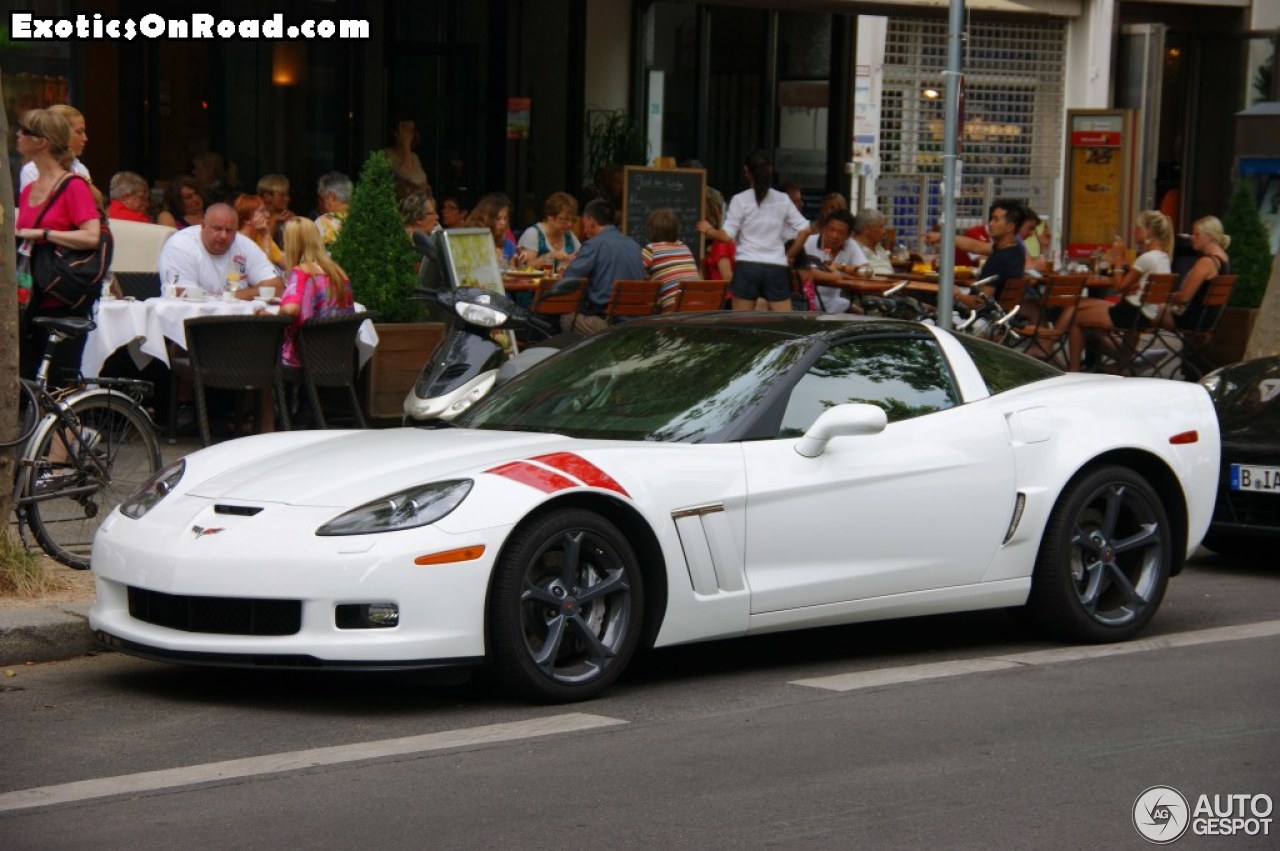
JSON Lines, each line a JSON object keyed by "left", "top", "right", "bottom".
{"left": 455, "top": 301, "right": 508, "bottom": 328}
{"left": 119, "top": 459, "right": 186, "bottom": 520}
{"left": 316, "top": 479, "right": 473, "bottom": 536}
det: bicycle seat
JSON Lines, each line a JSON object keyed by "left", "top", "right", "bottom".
{"left": 31, "top": 316, "right": 97, "bottom": 338}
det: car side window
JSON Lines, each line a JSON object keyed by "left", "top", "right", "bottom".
{"left": 952, "top": 333, "right": 1060, "bottom": 394}
{"left": 778, "top": 337, "right": 959, "bottom": 437}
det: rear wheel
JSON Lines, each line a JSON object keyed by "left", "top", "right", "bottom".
{"left": 488, "top": 509, "right": 643, "bottom": 702}
{"left": 1027, "top": 465, "right": 1172, "bottom": 642}
{"left": 26, "top": 394, "right": 162, "bottom": 569}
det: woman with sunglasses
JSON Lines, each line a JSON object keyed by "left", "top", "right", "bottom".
{"left": 14, "top": 108, "right": 103, "bottom": 383}
{"left": 18, "top": 104, "right": 90, "bottom": 194}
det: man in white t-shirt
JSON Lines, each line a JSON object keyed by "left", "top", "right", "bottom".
{"left": 799, "top": 210, "right": 866, "bottom": 314}
{"left": 157, "top": 203, "right": 282, "bottom": 298}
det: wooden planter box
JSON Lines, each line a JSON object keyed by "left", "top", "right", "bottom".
{"left": 1203, "top": 307, "right": 1258, "bottom": 370}
{"left": 364, "top": 322, "right": 446, "bottom": 420}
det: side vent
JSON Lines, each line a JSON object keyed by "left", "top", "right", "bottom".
{"left": 1003, "top": 493, "right": 1026, "bottom": 544}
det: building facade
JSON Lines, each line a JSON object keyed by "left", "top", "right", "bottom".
{"left": 3, "top": 0, "right": 1275, "bottom": 242}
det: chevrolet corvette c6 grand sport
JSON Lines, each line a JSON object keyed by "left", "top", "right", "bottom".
{"left": 90, "top": 314, "right": 1220, "bottom": 701}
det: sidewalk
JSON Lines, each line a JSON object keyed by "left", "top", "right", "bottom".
{"left": 1, "top": 434, "right": 202, "bottom": 668}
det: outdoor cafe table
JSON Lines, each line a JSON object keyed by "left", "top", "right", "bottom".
{"left": 81, "top": 295, "right": 379, "bottom": 379}
{"left": 826, "top": 276, "right": 942, "bottom": 297}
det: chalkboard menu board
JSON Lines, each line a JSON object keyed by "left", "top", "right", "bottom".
{"left": 621, "top": 166, "right": 706, "bottom": 259}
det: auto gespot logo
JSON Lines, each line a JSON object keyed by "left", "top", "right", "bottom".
{"left": 1133, "top": 786, "right": 1273, "bottom": 843}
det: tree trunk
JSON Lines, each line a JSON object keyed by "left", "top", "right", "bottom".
{"left": 1244, "top": 251, "right": 1280, "bottom": 361}
{"left": 1, "top": 72, "right": 20, "bottom": 527}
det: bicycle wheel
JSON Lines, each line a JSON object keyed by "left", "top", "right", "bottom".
{"left": 0, "top": 380, "right": 41, "bottom": 448}
{"left": 26, "top": 392, "right": 162, "bottom": 569}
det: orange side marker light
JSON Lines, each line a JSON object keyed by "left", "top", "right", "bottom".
{"left": 415, "top": 545, "right": 486, "bottom": 566}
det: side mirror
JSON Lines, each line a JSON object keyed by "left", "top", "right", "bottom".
{"left": 794, "top": 403, "right": 888, "bottom": 458}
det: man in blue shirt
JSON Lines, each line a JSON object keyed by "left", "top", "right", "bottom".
{"left": 560, "top": 199, "right": 646, "bottom": 334}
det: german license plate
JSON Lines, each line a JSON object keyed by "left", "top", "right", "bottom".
{"left": 1230, "top": 464, "right": 1280, "bottom": 493}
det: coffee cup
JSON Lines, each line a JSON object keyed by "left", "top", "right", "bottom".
{"left": 162, "top": 283, "right": 178, "bottom": 298}
{"left": 222, "top": 291, "right": 236, "bottom": 302}
{"left": 259, "top": 285, "right": 276, "bottom": 300}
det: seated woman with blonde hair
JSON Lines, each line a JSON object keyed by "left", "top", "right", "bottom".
{"left": 278, "top": 218, "right": 355, "bottom": 368}
{"left": 1053, "top": 209, "right": 1173, "bottom": 371}
{"left": 1164, "top": 215, "right": 1231, "bottom": 332}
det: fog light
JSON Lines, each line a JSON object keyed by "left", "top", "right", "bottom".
{"left": 335, "top": 602, "right": 400, "bottom": 629}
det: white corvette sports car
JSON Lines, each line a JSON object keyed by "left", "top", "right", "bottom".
{"left": 91, "top": 314, "right": 1220, "bottom": 701}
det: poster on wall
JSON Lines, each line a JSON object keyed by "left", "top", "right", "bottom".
{"left": 1064, "top": 111, "right": 1134, "bottom": 258}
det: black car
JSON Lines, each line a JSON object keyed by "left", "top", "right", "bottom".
{"left": 1201, "top": 356, "right": 1280, "bottom": 556}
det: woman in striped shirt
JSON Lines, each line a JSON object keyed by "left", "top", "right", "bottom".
{"left": 642, "top": 207, "right": 700, "bottom": 312}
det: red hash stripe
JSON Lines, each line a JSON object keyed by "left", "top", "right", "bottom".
{"left": 486, "top": 462, "right": 577, "bottom": 494}
{"left": 530, "top": 453, "right": 630, "bottom": 497}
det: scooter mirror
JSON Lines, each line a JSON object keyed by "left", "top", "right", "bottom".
{"left": 415, "top": 230, "right": 448, "bottom": 294}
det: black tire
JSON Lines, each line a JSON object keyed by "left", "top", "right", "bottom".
{"left": 1, "top": 380, "right": 41, "bottom": 448}
{"left": 1026, "top": 465, "right": 1172, "bottom": 643}
{"left": 488, "top": 509, "right": 644, "bottom": 702}
{"left": 27, "top": 394, "right": 162, "bottom": 570}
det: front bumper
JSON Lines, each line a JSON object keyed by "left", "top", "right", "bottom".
{"left": 89, "top": 497, "right": 510, "bottom": 666}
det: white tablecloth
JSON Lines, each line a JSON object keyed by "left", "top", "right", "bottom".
{"left": 82, "top": 296, "right": 379, "bottom": 377}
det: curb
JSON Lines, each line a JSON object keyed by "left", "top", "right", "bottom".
{"left": 0, "top": 603, "right": 96, "bottom": 666}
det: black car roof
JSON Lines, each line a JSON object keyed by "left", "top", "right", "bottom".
{"left": 618, "top": 311, "right": 929, "bottom": 343}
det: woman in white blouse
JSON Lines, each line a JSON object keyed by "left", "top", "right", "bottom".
{"left": 698, "top": 150, "right": 809, "bottom": 312}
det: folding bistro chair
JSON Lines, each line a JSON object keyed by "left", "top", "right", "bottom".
{"left": 1020, "top": 275, "right": 1086, "bottom": 367}
{"left": 605, "top": 280, "right": 662, "bottom": 322}
{"left": 1090, "top": 273, "right": 1178, "bottom": 376}
{"left": 168, "top": 314, "right": 293, "bottom": 446}
{"left": 113, "top": 271, "right": 162, "bottom": 300}
{"left": 673, "top": 280, "right": 728, "bottom": 312}
{"left": 1165, "top": 274, "right": 1236, "bottom": 380}
{"left": 283, "top": 312, "right": 375, "bottom": 429}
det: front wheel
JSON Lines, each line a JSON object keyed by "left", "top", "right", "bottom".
{"left": 25, "top": 393, "right": 162, "bottom": 569}
{"left": 488, "top": 509, "right": 644, "bottom": 702}
{"left": 1026, "top": 465, "right": 1172, "bottom": 643}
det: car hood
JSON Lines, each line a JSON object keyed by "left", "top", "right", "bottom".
{"left": 1211, "top": 356, "right": 1280, "bottom": 450}
{"left": 185, "top": 428, "right": 576, "bottom": 507}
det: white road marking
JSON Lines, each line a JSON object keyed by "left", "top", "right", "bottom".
{"left": 0, "top": 713, "right": 626, "bottom": 814}
{"left": 790, "top": 619, "right": 1280, "bottom": 692}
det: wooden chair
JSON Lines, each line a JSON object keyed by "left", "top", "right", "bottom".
{"left": 1166, "top": 274, "right": 1237, "bottom": 380}
{"left": 282, "top": 312, "right": 375, "bottom": 429}
{"left": 168, "top": 314, "right": 293, "bottom": 446}
{"left": 605, "top": 280, "right": 662, "bottom": 321}
{"left": 530, "top": 276, "right": 587, "bottom": 317}
{"left": 673, "top": 280, "right": 728, "bottom": 312}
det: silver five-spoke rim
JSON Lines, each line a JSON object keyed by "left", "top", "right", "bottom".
{"left": 519, "top": 529, "right": 632, "bottom": 684}
{"left": 1068, "top": 483, "right": 1163, "bottom": 626}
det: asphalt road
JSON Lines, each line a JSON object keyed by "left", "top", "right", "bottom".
{"left": 4, "top": 550, "right": 1278, "bottom": 850}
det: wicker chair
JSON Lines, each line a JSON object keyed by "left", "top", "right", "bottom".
{"left": 282, "top": 312, "right": 373, "bottom": 429}
{"left": 168, "top": 314, "right": 293, "bottom": 446}
{"left": 114, "top": 271, "right": 162, "bottom": 300}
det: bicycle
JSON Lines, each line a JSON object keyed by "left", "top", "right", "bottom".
{"left": 3, "top": 316, "right": 163, "bottom": 569}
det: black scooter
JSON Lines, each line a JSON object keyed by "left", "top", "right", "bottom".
{"left": 402, "top": 231, "right": 583, "bottom": 423}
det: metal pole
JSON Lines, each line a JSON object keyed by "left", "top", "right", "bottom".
{"left": 937, "top": 0, "right": 965, "bottom": 330}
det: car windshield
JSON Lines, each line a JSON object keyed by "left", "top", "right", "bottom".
{"left": 458, "top": 324, "right": 809, "bottom": 442}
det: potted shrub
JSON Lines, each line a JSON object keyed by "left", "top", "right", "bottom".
{"left": 1206, "top": 182, "right": 1275, "bottom": 366}
{"left": 331, "top": 151, "right": 444, "bottom": 418}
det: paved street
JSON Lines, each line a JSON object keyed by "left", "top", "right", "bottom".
{"left": 3, "top": 551, "right": 1277, "bottom": 850}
